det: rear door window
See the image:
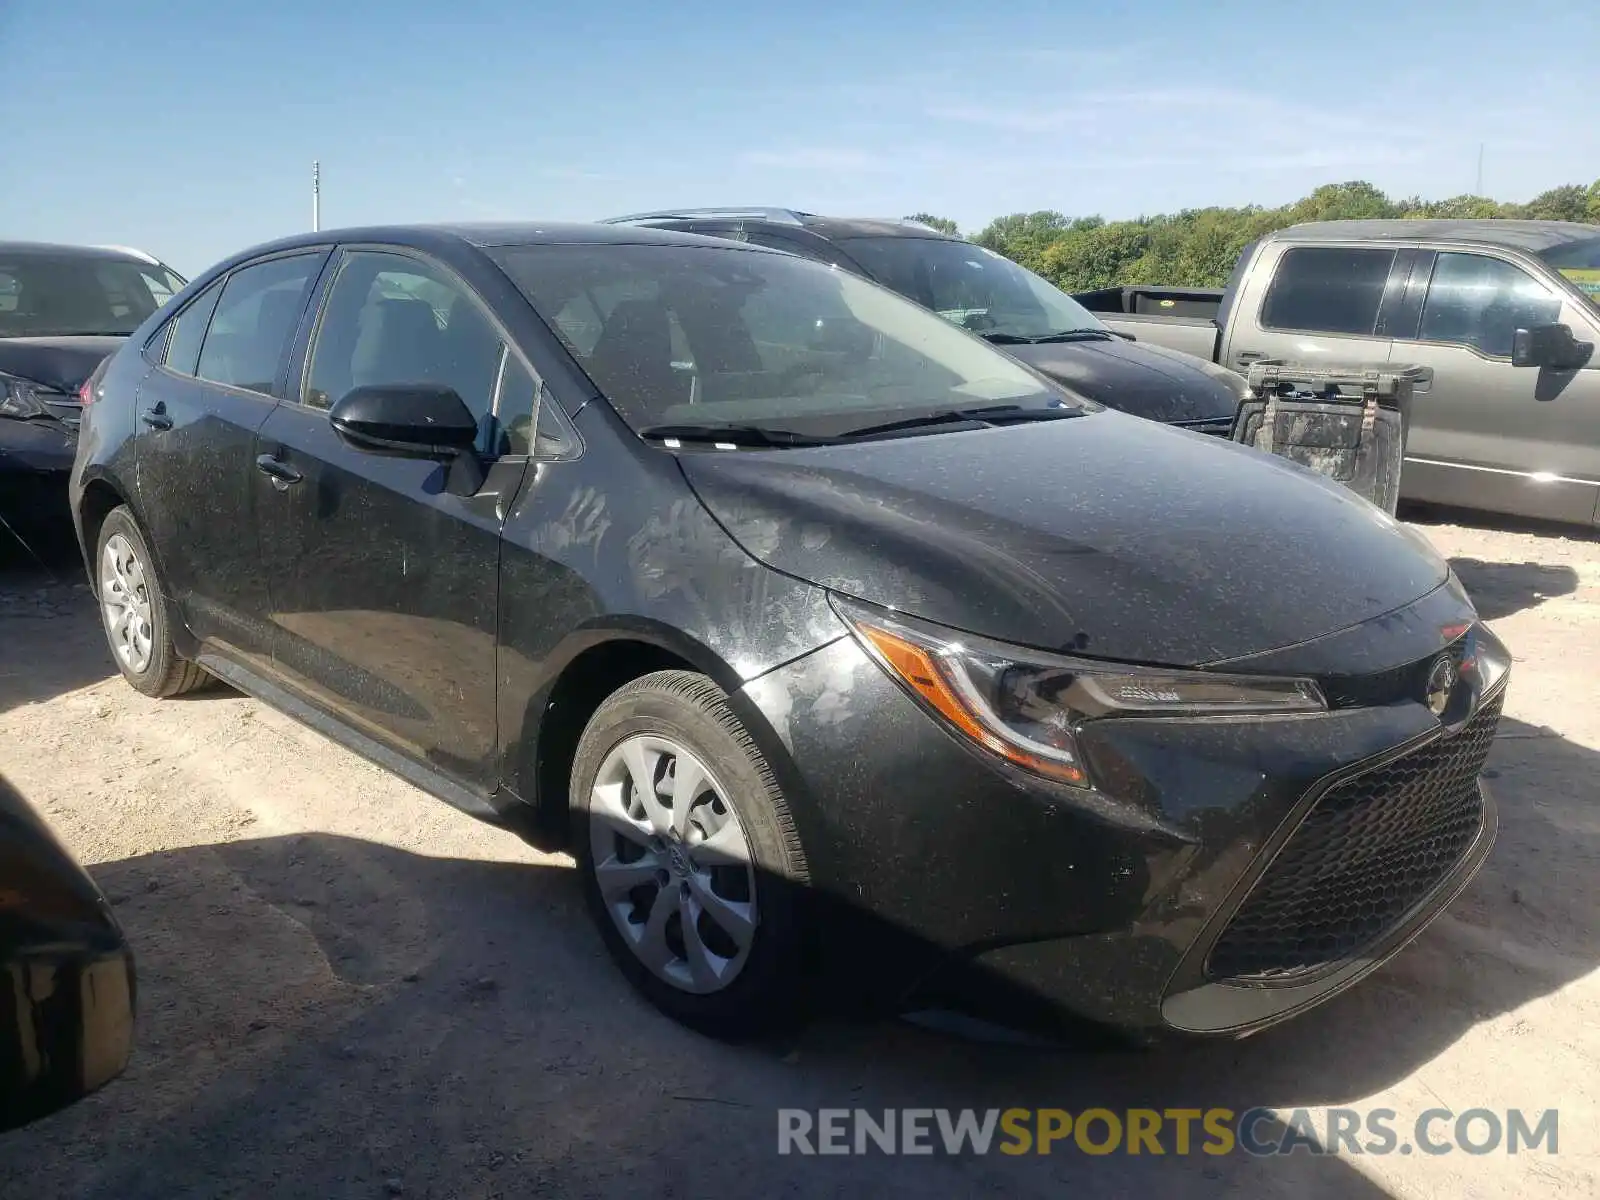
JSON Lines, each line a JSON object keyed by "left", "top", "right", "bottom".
{"left": 1414, "top": 252, "right": 1564, "bottom": 358}
{"left": 196, "top": 254, "right": 321, "bottom": 395}
{"left": 1260, "top": 247, "right": 1396, "bottom": 336}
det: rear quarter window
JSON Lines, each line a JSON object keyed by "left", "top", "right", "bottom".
{"left": 1260, "top": 246, "right": 1396, "bottom": 336}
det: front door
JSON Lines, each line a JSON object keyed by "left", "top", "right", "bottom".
{"left": 254, "top": 248, "right": 534, "bottom": 790}
{"left": 1387, "top": 249, "right": 1600, "bottom": 525}
{"left": 133, "top": 251, "right": 325, "bottom": 668}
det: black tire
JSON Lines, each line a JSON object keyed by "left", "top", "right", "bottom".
{"left": 94, "top": 505, "right": 210, "bottom": 698}
{"left": 571, "top": 669, "right": 811, "bottom": 1039}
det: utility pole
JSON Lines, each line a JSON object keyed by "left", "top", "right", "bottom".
{"left": 312, "top": 161, "right": 321, "bottom": 232}
{"left": 1475, "top": 143, "right": 1484, "bottom": 196}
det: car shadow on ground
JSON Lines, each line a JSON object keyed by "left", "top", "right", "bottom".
{"left": 4, "top": 707, "right": 1592, "bottom": 1199}
{"left": 1447, "top": 557, "right": 1579, "bottom": 621}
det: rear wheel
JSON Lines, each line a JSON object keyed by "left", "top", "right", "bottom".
{"left": 95, "top": 506, "right": 209, "bottom": 698}
{"left": 572, "top": 670, "right": 810, "bottom": 1038}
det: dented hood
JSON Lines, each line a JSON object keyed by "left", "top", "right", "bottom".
{"left": 677, "top": 410, "right": 1450, "bottom": 667}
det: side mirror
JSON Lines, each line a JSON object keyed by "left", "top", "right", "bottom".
{"left": 0, "top": 773, "right": 135, "bottom": 1133}
{"left": 329, "top": 384, "right": 481, "bottom": 457}
{"left": 1512, "top": 323, "right": 1588, "bottom": 369}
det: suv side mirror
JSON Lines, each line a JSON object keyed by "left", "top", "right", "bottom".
{"left": 329, "top": 384, "right": 480, "bottom": 456}
{"left": 1512, "top": 323, "right": 1589, "bottom": 369}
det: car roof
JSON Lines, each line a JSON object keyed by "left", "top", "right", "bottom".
{"left": 1270, "top": 219, "right": 1600, "bottom": 252}
{"left": 237, "top": 221, "right": 783, "bottom": 256}
{"left": 791, "top": 216, "right": 962, "bottom": 241}
{"left": 193, "top": 221, "right": 791, "bottom": 281}
{"left": 602, "top": 208, "right": 966, "bottom": 243}
{"left": 0, "top": 240, "right": 167, "bottom": 264}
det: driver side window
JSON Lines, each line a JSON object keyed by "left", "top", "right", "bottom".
{"left": 304, "top": 250, "right": 532, "bottom": 457}
{"left": 1417, "top": 253, "right": 1563, "bottom": 358}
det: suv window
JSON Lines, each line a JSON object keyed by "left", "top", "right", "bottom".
{"left": 741, "top": 230, "right": 858, "bottom": 273}
{"left": 1260, "top": 247, "right": 1396, "bottom": 336}
{"left": 1416, "top": 252, "right": 1564, "bottom": 357}
{"left": 160, "top": 278, "right": 225, "bottom": 375}
{"left": 836, "top": 236, "right": 1105, "bottom": 336}
{"left": 305, "top": 250, "right": 520, "bottom": 456}
{"left": 195, "top": 254, "right": 320, "bottom": 395}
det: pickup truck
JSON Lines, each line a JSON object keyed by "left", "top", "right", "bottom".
{"left": 1074, "top": 219, "right": 1600, "bottom": 527}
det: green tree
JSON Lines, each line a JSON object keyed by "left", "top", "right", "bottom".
{"left": 904, "top": 213, "right": 959, "bottom": 235}
{"left": 1520, "top": 185, "right": 1592, "bottom": 222}
{"left": 968, "top": 179, "right": 1600, "bottom": 292}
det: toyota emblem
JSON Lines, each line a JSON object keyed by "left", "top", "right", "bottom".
{"left": 1424, "top": 654, "right": 1456, "bottom": 717}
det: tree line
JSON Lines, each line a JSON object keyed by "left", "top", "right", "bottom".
{"left": 905, "top": 178, "right": 1600, "bottom": 291}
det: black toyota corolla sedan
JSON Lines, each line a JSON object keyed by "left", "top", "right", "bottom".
{"left": 70, "top": 222, "right": 1508, "bottom": 1040}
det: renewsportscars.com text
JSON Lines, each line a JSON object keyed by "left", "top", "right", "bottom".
{"left": 776, "top": 1107, "right": 1559, "bottom": 1157}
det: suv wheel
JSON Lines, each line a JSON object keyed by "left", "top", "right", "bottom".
{"left": 572, "top": 670, "right": 810, "bottom": 1038}
{"left": 95, "top": 506, "right": 209, "bottom": 698}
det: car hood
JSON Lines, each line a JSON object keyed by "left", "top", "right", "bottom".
{"left": 0, "top": 335, "right": 124, "bottom": 392}
{"left": 1005, "top": 336, "right": 1242, "bottom": 425}
{"left": 678, "top": 410, "right": 1450, "bottom": 667}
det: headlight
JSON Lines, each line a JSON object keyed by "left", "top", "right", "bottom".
{"left": 0, "top": 376, "right": 50, "bottom": 420}
{"left": 832, "top": 597, "right": 1325, "bottom": 788}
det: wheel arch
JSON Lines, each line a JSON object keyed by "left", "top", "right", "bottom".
{"left": 507, "top": 620, "right": 772, "bottom": 850}
{"left": 74, "top": 471, "right": 136, "bottom": 594}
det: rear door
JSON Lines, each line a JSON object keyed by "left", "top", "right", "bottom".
{"left": 1223, "top": 242, "right": 1407, "bottom": 373}
{"left": 1385, "top": 248, "right": 1600, "bottom": 524}
{"left": 254, "top": 247, "right": 534, "bottom": 790}
{"left": 133, "top": 250, "right": 326, "bottom": 668}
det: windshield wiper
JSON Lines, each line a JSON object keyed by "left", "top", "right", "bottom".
{"left": 1032, "top": 329, "right": 1115, "bottom": 342}
{"left": 637, "top": 423, "right": 837, "bottom": 448}
{"left": 979, "top": 329, "right": 1114, "bottom": 345}
{"left": 835, "top": 404, "right": 1083, "bottom": 440}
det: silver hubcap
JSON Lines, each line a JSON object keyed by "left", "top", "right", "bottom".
{"left": 588, "top": 734, "right": 759, "bottom": 995}
{"left": 100, "top": 533, "right": 155, "bottom": 674}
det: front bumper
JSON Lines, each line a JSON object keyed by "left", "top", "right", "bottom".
{"left": 735, "top": 597, "right": 1507, "bottom": 1038}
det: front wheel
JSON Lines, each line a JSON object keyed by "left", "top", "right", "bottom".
{"left": 95, "top": 506, "right": 210, "bottom": 698}
{"left": 572, "top": 670, "right": 811, "bottom": 1038}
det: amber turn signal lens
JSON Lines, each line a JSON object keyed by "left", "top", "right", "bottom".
{"left": 857, "top": 624, "right": 1088, "bottom": 787}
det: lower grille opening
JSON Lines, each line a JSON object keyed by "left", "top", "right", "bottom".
{"left": 1207, "top": 692, "right": 1502, "bottom": 983}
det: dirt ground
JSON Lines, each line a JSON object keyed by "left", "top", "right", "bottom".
{"left": 0, "top": 506, "right": 1596, "bottom": 1199}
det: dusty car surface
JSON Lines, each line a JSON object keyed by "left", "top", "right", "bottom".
{"left": 71, "top": 221, "right": 1508, "bottom": 1039}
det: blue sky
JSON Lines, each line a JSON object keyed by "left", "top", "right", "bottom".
{"left": 4, "top": 0, "right": 1596, "bottom": 276}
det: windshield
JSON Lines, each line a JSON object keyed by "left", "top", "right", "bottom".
{"left": 1538, "top": 237, "right": 1600, "bottom": 311}
{"left": 833, "top": 236, "right": 1108, "bottom": 339}
{"left": 492, "top": 242, "right": 1074, "bottom": 438}
{"left": 0, "top": 251, "right": 185, "bottom": 338}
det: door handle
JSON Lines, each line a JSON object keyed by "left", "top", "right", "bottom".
{"left": 1236, "top": 351, "right": 1267, "bottom": 363}
{"left": 140, "top": 403, "right": 172, "bottom": 431}
{"left": 255, "top": 453, "right": 303, "bottom": 490}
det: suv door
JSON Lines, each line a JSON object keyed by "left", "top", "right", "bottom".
{"left": 1386, "top": 249, "right": 1599, "bottom": 525}
{"left": 253, "top": 247, "right": 536, "bottom": 790}
{"left": 1226, "top": 243, "right": 1407, "bottom": 373}
{"left": 133, "top": 250, "right": 326, "bottom": 668}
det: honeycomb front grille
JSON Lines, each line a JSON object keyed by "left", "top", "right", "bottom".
{"left": 1207, "top": 691, "right": 1502, "bottom": 983}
